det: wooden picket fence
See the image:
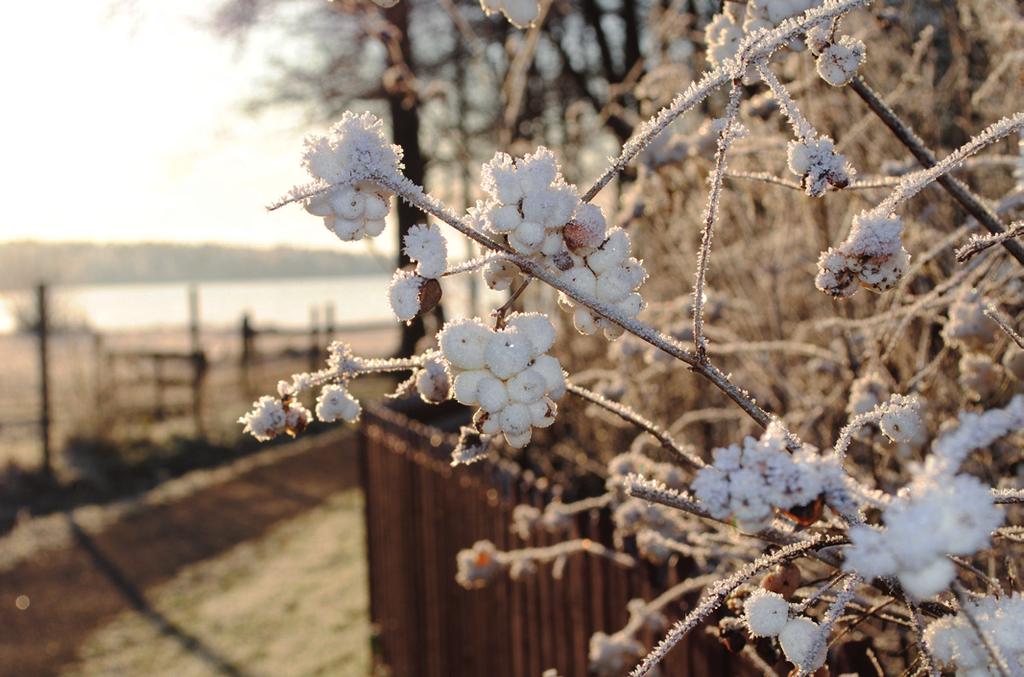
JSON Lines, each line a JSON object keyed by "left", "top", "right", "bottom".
{"left": 359, "top": 401, "right": 740, "bottom": 677}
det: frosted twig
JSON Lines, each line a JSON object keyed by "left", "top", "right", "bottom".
{"left": 567, "top": 383, "right": 706, "bottom": 468}
{"left": 797, "top": 574, "right": 860, "bottom": 677}
{"left": 905, "top": 596, "right": 941, "bottom": 677}
{"left": 952, "top": 582, "right": 1016, "bottom": 677}
{"left": 693, "top": 82, "right": 744, "bottom": 360}
{"left": 872, "top": 113, "right": 1024, "bottom": 217}
{"left": 757, "top": 62, "right": 815, "bottom": 140}
{"left": 956, "top": 222, "right": 1024, "bottom": 263}
{"left": 983, "top": 302, "right": 1024, "bottom": 349}
{"left": 629, "top": 535, "right": 840, "bottom": 677}
{"left": 580, "top": 0, "right": 869, "bottom": 203}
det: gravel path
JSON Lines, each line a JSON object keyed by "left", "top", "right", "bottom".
{"left": 0, "top": 429, "right": 359, "bottom": 676}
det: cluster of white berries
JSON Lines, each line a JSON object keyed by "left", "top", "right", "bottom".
{"left": 959, "top": 352, "right": 1004, "bottom": 401}
{"left": 511, "top": 501, "right": 574, "bottom": 540}
{"left": 478, "top": 0, "right": 539, "bottom": 28}
{"left": 691, "top": 422, "right": 847, "bottom": 532}
{"left": 606, "top": 451, "right": 687, "bottom": 499}
{"left": 924, "top": 593, "right": 1024, "bottom": 675}
{"left": 557, "top": 228, "right": 648, "bottom": 339}
{"left": 704, "top": 0, "right": 820, "bottom": 70}
{"left": 588, "top": 632, "right": 645, "bottom": 677}
{"left": 238, "top": 395, "right": 311, "bottom": 441}
{"left": 744, "top": 591, "right": 826, "bottom": 672}
{"left": 844, "top": 472, "right": 1002, "bottom": 598}
{"left": 299, "top": 112, "right": 402, "bottom": 241}
{"left": 943, "top": 288, "right": 998, "bottom": 350}
{"left": 413, "top": 350, "right": 451, "bottom": 404}
{"left": 815, "top": 35, "right": 866, "bottom": 87}
{"left": 314, "top": 384, "right": 362, "bottom": 423}
{"left": 787, "top": 136, "right": 854, "bottom": 197}
{"left": 439, "top": 313, "right": 565, "bottom": 448}
{"left": 876, "top": 394, "right": 926, "bottom": 445}
{"left": 479, "top": 148, "right": 600, "bottom": 270}
{"left": 843, "top": 398, "right": 1022, "bottom": 599}
{"left": 387, "top": 223, "right": 448, "bottom": 322}
{"left": 816, "top": 211, "right": 909, "bottom": 297}
{"left": 455, "top": 539, "right": 504, "bottom": 589}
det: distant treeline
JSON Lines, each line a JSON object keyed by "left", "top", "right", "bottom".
{"left": 0, "top": 241, "right": 387, "bottom": 289}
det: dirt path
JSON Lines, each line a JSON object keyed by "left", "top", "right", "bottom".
{"left": 0, "top": 430, "right": 360, "bottom": 677}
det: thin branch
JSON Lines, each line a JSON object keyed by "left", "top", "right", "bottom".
{"left": 983, "top": 303, "right": 1024, "bottom": 349}
{"left": 956, "top": 222, "right": 1024, "bottom": 263}
{"left": 567, "top": 383, "right": 707, "bottom": 468}
{"left": 848, "top": 76, "right": 1024, "bottom": 266}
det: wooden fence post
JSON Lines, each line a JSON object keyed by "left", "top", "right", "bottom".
{"left": 36, "top": 283, "right": 52, "bottom": 477}
{"left": 187, "top": 285, "right": 205, "bottom": 436}
{"left": 324, "top": 302, "right": 335, "bottom": 346}
{"left": 309, "top": 305, "right": 321, "bottom": 371}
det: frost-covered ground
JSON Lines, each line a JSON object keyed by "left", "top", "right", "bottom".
{"left": 63, "top": 490, "right": 369, "bottom": 677}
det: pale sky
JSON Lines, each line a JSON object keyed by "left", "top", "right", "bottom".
{"left": 0, "top": 1, "right": 352, "bottom": 249}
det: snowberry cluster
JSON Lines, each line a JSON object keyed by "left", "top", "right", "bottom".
{"left": 816, "top": 211, "right": 909, "bottom": 297}
{"left": 787, "top": 136, "right": 854, "bottom": 197}
{"left": 439, "top": 313, "right": 565, "bottom": 449}
{"left": 511, "top": 502, "right": 574, "bottom": 540}
{"left": 606, "top": 451, "right": 688, "bottom": 499}
{"left": 744, "top": 591, "right": 827, "bottom": 672}
{"left": 842, "top": 395, "right": 1023, "bottom": 600}
{"left": 315, "top": 384, "right": 362, "bottom": 423}
{"left": 924, "top": 593, "right": 1024, "bottom": 675}
{"left": 691, "top": 422, "right": 847, "bottom": 532}
{"left": 388, "top": 223, "right": 448, "bottom": 321}
{"left": 588, "top": 631, "right": 645, "bottom": 677}
{"left": 943, "top": 288, "right": 998, "bottom": 350}
{"left": 557, "top": 228, "right": 648, "bottom": 339}
{"left": 479, "top": 148, "right": 600, "bottom": 270}
{"left": 413, "top": 350, "right": 451, "bottom": 404}
{"left": 815, "top": 35, "right": 866, "bottom": 87}
{"left": 455, "top": 539, "right": 504, "bottom": 588}
{"left": 844, "top": 473, "right": 1002, "bottom": 598}
{"left": 299, "top": 112, "right": 402, "bottom": 241}
{"left": 478, "top": 0, "right": 539, "bottom": 28}
{"left": 237, "top": 395, "right": 311, "bottom": 441}
{"left": 704, "top": 0, "right": 821, "bottom": 70}
{"left": 959, "top": 352, "right": 1004, "bottom": 401}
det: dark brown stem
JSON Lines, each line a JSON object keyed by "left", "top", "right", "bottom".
{"left": 848, "top": 76, "right": 1024, "bottom": 266}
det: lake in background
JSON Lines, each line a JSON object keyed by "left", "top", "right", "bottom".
{"left": 0, "top": 274, "right": 494, "bottom": 334}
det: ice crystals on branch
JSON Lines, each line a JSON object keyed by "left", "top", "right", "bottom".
{"left": 787, "top": 136, "right": 853, "bottom": 197}
{"left": 843, "top": 396, "right": 1024, "bottom": 598}
{"left": 924, "top": 593, "right": 1024, "bottom": 676}
{"left": 478, "top": 0, "right": 540, "bottom": 29}
{"left": 815, "top": 212, "right": 909, "bottom": 297}
{"left": 238, "top": 395, "right": 310, "bottom": 441}
{"left": 293, "top": 112, "right": 403, "bottom": 241}
{"left": 439, "top": 313, "right": 565, "bottom": 450}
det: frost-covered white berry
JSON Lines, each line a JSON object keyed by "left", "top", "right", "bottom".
{"left": 878, "top": 394, "right": 925, "bottom": 444}
{"left": 816, "top": 35, "right": 866, "bottom": 87}
{"left": 438, "top": 318, "right": 492, "bottom": 370}
{"left": 483, "top": 259, "right": 520, "bottom": 291}
{"left": 925, "top": 594, "right": 1024, "bottom": 675}
{"left": 817, "top": 211, "right": 909, "bottom": 297}
{"left": 778, "top": 617, "right": 827, "bottom": 672}
{"left": 437, "top": 314, "right": 565, "bottom": 449}
{"left": 403, "top": 223, "right": 448, "bottom": 279}
{"left": 415, "top": 353, "right": 451, "bottom": 404}
{"left": 588, "top": 632, "right": 643, "bottom": 677}
{"left": 484, "top": 328, "right": 534, "bottom": 379}
{"left": 296, "top": 112, "right": 402, "bottom": 242}
{"left": 744, "top": 589, "right": 790, "bottom": 637}
{"left": 787, "top": 136, "right": 854, "bottom": 197}
{"left": 315, "top": 384, "right": 362, "bottom": 423}
{"left": 943, "top": 288, "right": 998, "bottom": 351}
{"left": 387, "top": 270, "right": 426, "bottom": 322}
{"left": 238, "top": 396, "right": 288, "bottom": 441}
{"left": 456, "top": 539, "right": 503, "bottom": 588}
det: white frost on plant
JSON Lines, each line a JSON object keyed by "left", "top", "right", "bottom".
{"left": 787, "top": 136, "right": 854, "bottom": 197}
{"left": 704, "top": 0, "right": 823, "bottom": 70}
{"left": 743, "top": 588, "right": 791, "bottom": 637}
{"left": 297, "top": 112, "right": 402, "bottom": 242}
{"left": 558, "top": 228, "right": 648, "bottom": 340}
{"left": 778, "top": 616, "right": 828, "bottom": 672}
{"left": 844, "top": 397, "right": 1024, "bottom": 597}
{"left": 315, "top": 383, "right": 362, "bottom": 423}
{"left": 439, "top": 313, "right": 565, "bottom": 449}
{"left": 403, "top": 223, "right": 448, "bottom": 279}
{"left": 479, "top": 0, "right": 539, "bottom": 28}
{"left": 414, "top": 351, "right": 451, "bottom": 404}
{"left": 387, "top": 269, "right": 428, "bottom": 322}
{"left": 690, "top": 422, "right": 846, "bottom": 532}
{"left": 238, "top": 396, "right": 289, "bottom": 441}
{"left": 815, "top": 35, "right": 866, "bottom": 86}
{"left": 943, "top": 288, "right": 998, "bottom": 351}
{"left": 924, "top": 593, "right": 1024, "bottom": 675}
{"left": 816, "top": 211, "right": 909, "bottom": 297}
{"left": 589, "top": 631, "right": 645, "bottom": 677}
